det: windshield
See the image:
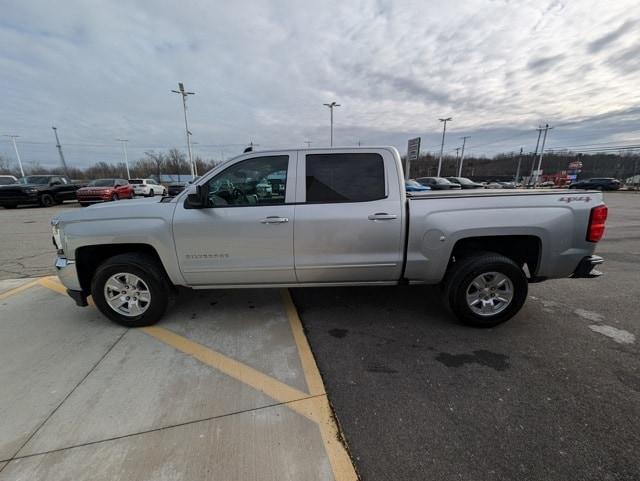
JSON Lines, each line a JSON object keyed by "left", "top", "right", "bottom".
{"left": 0, "top": 177, "right": 17, "bottom": 185}
{"left": 20, "top": 176, "right": 50, "bottom": 185}
{"left": 88, "top": 179, "right": 115, "bottom": 187}
{"left": 453, "top": 177, "right": 473, "bottom": 184}
{"left": 129, "top": 179, "right": 144, "bottom": 184}
{"left": 436, "top": 178, "right": 452, "bottom": 184}
{"left": 406, "top": 180, "right": 424, "bottom": 187}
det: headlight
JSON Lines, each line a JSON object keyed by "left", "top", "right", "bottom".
{"left": 51, "top": 218, "right": 63, "bottom": 251}
{"left": 26, "top": 188, "right": 38, "bottom": 193}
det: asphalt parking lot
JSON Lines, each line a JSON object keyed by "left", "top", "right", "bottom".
{"left": 292, "top": 192, "right": 640, "bottom": 481}
{"left": 0, "top": 192, "right": 638, "bottom": 481}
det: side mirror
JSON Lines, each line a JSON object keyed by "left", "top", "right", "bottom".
{"left": 185, "top": 183, "right": 210, "bottom": 209}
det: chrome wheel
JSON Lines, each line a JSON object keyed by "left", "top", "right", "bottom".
{"left": 104, "top": 272, "right": 151, "bottom": 317}
{"left": 465, "top": 272, "right": 513, "bottom": 317}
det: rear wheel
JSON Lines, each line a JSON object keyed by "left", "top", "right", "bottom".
{"left": 39, "top": 194, "right": 54, "bottom": 207}
{"left": 112, "top": 193, "right": 119, "bottom": 201}
{"left": 442, "top": 252, "right": 528, "bottom": 327}
{"left": 147, "top": 189, "right": 154, "bottom": 197}
{"left": 91, "top": 253, "right": 171, "bottom": 327}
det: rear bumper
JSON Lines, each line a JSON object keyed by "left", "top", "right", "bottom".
{"left": 571, "top": 255, "right": 604, "bottom": 278}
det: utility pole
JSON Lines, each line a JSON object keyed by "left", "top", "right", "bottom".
{"left": 437, "top": 117, "right": 452, "bottom": 177}
{"left": 528, "top": 127, "right": 544, "bottom": 187}
{"left": 51, "top": 127, "right": 69, "bottom": 178}
{"left": 191, "top": 141, "right": 199, "bottom": 177}
{"left": 323, "top": 101, "right": 340, "bottom": 147}
{"left": 116, "top": 139, "right": 130, "bottom": 179}
{"left": 171, "top": 82, "right": 195, "bottom": 177}
{"left": 455, "top": 148, "right": 460, "bottom": 176}
{"left": 3, "top": 135, "right": 25, "bottom": 177}
{"left": 534, "top": 124, "right": 552, "bottom": 186}
{"left": 515, "top": 147, "right": 523, "bottom": 183}
{"left": 458, "top": 136, "right": 469, "bottom": 177}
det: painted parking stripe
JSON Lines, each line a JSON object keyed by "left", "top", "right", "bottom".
{"left": 35, "top": 277, "right": 358, "bottom": 480}
{"left": 0, "top": 279, "right": 42, "bottom": 300}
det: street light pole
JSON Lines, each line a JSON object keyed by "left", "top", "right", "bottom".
{"left": 535, "top": 124, "right": 552, "bottom": 186}
{"left": 437, "top": 117, "right": 452, "bottom": 177}
{"left": 116, "top": 139, "right": 130, "bottom": 179}
{"left": 323, "top": 101, "right": 341, "bottom": 147}
{"left": 171, "top": 82, "right": 195, "bottom": 177}
{"left": 3, "top": 135, "right": 25, "bottom": 177}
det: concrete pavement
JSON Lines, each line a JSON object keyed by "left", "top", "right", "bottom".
{"left": 0, "top": 278, "right": 357, "bottom": 481}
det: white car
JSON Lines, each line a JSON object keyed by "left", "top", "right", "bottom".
{"left": 0, "top": 175, "right": 19, "bottom": 186}
{"left": 129, "top": 178, "right": 167, "bottom": 197}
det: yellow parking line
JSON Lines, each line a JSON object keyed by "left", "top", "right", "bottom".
{"left": 0, "top": 279, "right": 42, "bottom": 300}
{"left": 38, "top": 276, "right": 67, "bottom": 295}
{"left": 141, "top": 326, "right": 319, "bottom": 422}
{"left": 281, "top": 289, "right": 358, "bottom": 481}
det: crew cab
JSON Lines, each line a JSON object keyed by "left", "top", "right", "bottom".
{"left": 0, "top": 174, "right": 78, "bottom": 208}
{"left": 51, "top": 147, "right": 607, "bottom": 328}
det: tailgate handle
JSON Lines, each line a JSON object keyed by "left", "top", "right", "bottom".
{"left": 261, "top": 216, "right": 289, "bottom": 224}
{"left": 368, "top": 213, "right": 397, "bottom": 221}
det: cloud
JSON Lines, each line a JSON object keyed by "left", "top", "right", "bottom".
{"left": 0, "top": 0, "right": 639, "bottom": 169}
{"left": 587, "top": 19, "right": 638, "bottom": 53}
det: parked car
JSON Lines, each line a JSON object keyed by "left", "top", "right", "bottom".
{"left": 540, "top": 181, "right": 556, "bottom": 188}
{"left": 167, "top": 177, "right": 200, "bottom": 196}
{"left": 446, "top": 177, "right": 483, "bottom": 189}
{"left": 484, "top": 180, "right": 505, "bottom": 189}
{"left": 569, "top": 178, "right": 621, "bottom": 191}
{"left": 52, "top": 147, "right": 607, "bottom": 330}
{"left": 0, "top": 175, "right": 18, "bottom": 185}
{"left": 76, "top": 179, "right": 134, "bottom": 206}
{"left": 129, "top": 178, "right": 167, "bottom": 197}
{"left": 498, "top": 181, "right": 517, "bottom": 189}
{"left": 0, "top": 174, "right": 78, "bottom": 208}
{"left": 415, "top": 177, "right": 461, "bottom": 190}
{"left": 405, "top": 180, "right": 431, "bottom": 192}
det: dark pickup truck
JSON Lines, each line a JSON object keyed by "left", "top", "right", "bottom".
{"left": 0, "top": 175, "right": 79, "bottom": 208}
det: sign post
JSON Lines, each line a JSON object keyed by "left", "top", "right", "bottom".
{"left": 406, "top": 137, "right": 421, "bottom": 180}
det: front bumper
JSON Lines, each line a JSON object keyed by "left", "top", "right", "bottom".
{"left": 54, "top": 256, "right": 87, "bottom": 306}
{"left": 571, "top": 255, "right": 604, "bottom": 278}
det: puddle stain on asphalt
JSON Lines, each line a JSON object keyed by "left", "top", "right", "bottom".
{"left": 366, "top": 362, "right": 399, "bottom": 374}
{"left": 329, "top": 328, "right": 349, "bottom": 339}
{"left": 436, "top": 350, "right": 510, "bottom": 371}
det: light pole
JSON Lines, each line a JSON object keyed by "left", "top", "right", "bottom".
{"left": 534, "top": 124, "right": 552, "bottom": 186}
{"left": 323, "top": 101, "right": 340, "bottom": 147}
{"left": 171, "top": 82, "right": 195, "bottom": 177}
{"left": 191, "top": 140, "right": 199, "bottom": 177}
{"left": 116, "top": 139, "right": 130, "bottom": 179}
{"left": 3, "top": 135, "right": 25, "bottom": 177}
{"left": 437, "top": 117, "right": 452, "bottom": 177}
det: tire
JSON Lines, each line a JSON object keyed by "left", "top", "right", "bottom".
{"left": 147, "top": 189, "right": 154, "bottom": 197}
{"left": 112, "top": 193, "right": 119, "bottom": 201}
{"left": 91, "top": 253, "right": 171, "bottom": 327}
{"left": 40, "top": 194, "right": 54, "bottom": 207}
{"left": 80, "top": 202, "right": 89, "bottom": 207}
{"left": 442, "top": 252, "right": 528, "bottom": 327}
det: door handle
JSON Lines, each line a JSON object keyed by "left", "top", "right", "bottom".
{"left": 261, "top": 216, "right": 289, "bottom": 224}
{"left": 368, "top": 213, "right": 397, "bottom": 221}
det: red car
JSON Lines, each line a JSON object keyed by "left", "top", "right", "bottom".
{"left": 77, "top": 178, "right": 134, "bottom": 206}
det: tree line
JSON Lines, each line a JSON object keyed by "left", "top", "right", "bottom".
{"left": 1, "top": 148, "right": 639, "bottom": 182}
{"left": 0, "top": 148, "right": 222, "bottom": 180}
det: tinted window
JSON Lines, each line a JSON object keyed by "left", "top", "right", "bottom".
{"left": 0, "top": 177, "right": 17, "bottom": 185}
{"left": 204, "top": 155, "right": 288, "bottom": 206}
{"left": 306, "top": 153, "right": 385, "bottom": 203}
{"left": 129, "top": 179, "right": 143, "bottom": 184}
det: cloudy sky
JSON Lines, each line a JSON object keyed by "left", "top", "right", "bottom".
{"left": 1, "top": 0, "right": 639, "bottom": 169}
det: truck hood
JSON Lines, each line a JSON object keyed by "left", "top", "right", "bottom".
{"left": 53, "top": 197, "right": 174, "bottom": 224}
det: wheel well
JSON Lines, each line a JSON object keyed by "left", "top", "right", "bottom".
{"left": 451, "top": 235, "right": 541, "bottom": 277}
{"left": 75, "top": 244, "right": 168, "bottom": 293}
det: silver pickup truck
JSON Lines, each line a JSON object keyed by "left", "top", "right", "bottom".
{"left": 51, "top": 147, "right": 607, "bottom": 328}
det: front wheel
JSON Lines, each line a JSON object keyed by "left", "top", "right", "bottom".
{"left": 442, "top": 253, "right": 528, "bottom": 327}
{"left": 112, "top": 193, "right": 119, "bottom": 201}
{"left": 91, "top": 253, "right": 171, "bottom": 327}
{"left": 147, "top": 189, "right": 154, "bottom": 197}
{"left": 40, "top": 194, "right": 54, "bottom": 207}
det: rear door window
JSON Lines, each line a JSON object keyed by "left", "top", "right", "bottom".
{"left": 305, "top": 153, "right": 385, "bottom": 203}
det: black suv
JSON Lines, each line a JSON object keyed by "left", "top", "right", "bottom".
{"left": 569, "top": 178, "right": 621, "bottom": 191}
{"left": 0, "top": 175, "right": 79, "bottom": 208}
